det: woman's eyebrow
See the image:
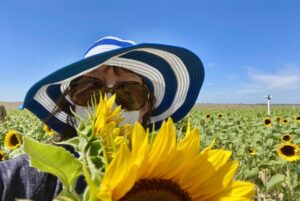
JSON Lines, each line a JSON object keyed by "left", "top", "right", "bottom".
{"left": 113, "top": 66, "right": 121, "bottom": 76}
{"left": 102, "top": 66, "right": 109, "bottom": 73}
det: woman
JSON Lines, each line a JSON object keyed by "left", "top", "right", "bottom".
{"left": 0, "top": 36, "right": 205, "bottom": 200}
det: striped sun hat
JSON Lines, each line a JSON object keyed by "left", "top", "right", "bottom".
{"left": 23, "top": 36, "right": 205, "bottom": 134}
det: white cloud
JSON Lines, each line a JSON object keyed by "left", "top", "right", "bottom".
{"left": 251, "top": 73, "right": 300, "bottom": 90}
{"left": 238, "top": 64, "right": 300, "bottom": 94}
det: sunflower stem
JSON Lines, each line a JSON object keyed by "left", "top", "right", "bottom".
{"left": 285, "top": 163, "right": 295, "bottom": 201}
{"left": 82, "top": 153, "right": 99, "bottom": 201}
{"left": 102, "top": 141, "right": 109, "bottom": 169}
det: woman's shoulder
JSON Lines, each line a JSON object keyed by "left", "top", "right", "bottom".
{"left": 0, "top": 154, "right": 28, "bottom": 166}
{"left": 0, "top": 154, "right": 61, "bottom": 201}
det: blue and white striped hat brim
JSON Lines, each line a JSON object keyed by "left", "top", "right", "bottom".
{"left": 23, "top": 36, "right": 205, "bottom": 134}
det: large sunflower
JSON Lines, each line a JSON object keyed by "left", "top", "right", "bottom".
{"left": 0, "top": 150, "right": 6, "bottom": 161}
{"left": 4, "top": 130, "right": 22, "bottom": 150}
{"left": 277, "top": 143, "right": 300, "bottom": 162}
{"left": 281, "top": 134, "right": 292, "bottom": 143}
{"left": 97, "top": 119, "right": 255, "bottom": 201}
{"left": 264, "top": 117, "right": 271, "bottom": 127}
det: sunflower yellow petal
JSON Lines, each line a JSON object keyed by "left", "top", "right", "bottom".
{"left": 179, "top": 152, "right": 215, "bottom": 189}
{"left": 97, "top": 184, "right": 113, "bottom": 201}
{"left": 132, "top": 122, "right": 147, "bottom": 154}
{"left": 206, "top": 149, "right": 232, "bottom": 170}
{"left": 144, "top": 119, "right": 176, "bottom": 177}
{"left": 104, "top": 144, "right": 139, "bottom": 200}
{"left": 150, "top": 118, "right": 176, "bottom": 157}
{"left": 180, "top": 149, "right": 231, "bottom": 188}
{"left": 158, "top": 129, "right": 201, "bottom": 180}
{"left": 107, "top": 94, "right": 116, "bottom": 109}
{"left": 178, "top": 128, "right": 200, "bottom": 155}
{"left": 192, "top": 161, "right": 239, "bottom": 200}
{"left": 218, "top": 181, "right": 256, "bottom": 201}
{"left": 107, "top": 105, "right": 122, "bottom": 121}
{"left": 113, "top": 164, "right": 139, "bottom": 200}
{"left": 101, "top": 144, "right": 132, "bottom": 189}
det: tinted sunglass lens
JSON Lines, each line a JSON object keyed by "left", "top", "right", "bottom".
{"left": 70, "top": 76, "right": 105, "bottom": 106}
{"left": 114, "top": 83, "right": 149, "bottom": 110}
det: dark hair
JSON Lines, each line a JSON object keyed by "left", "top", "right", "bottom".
{"left": 48, "top": 65, "right": 156, "bottom": 140}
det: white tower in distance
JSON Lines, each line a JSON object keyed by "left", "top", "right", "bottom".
{"left": 265, "top": 95, "right": 272, "bottom": 115}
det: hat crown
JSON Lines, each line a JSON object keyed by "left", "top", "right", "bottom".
{"left": 83, "top": 36, "right": 136, "bottom": 58}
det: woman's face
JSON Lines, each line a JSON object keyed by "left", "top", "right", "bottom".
{"left": 84, "top": 65, "right": 152, "bottom": 124}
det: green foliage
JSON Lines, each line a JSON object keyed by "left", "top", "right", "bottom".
{"left": 23, "top": 137, "right": 82, "bottom": 194}
{"left": 266, "top": 174, "right": 285, "bottom": 190}
{"left": 1, "top": 105, "right": 300, "bottom": 200}
{"left": 243, "top": 167, "right": 259, "bottom": 179}
{"left": 177, "top": 105, "right": 300, "bottom": 201}
{"left": 0, "top": 109, "right": 52, "bottom": 159}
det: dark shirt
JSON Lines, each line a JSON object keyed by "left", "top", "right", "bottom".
{"left": 0, "top": 146, "right": 86, "bottom": 201}
{"left": 0, "top": 154, "right": 61, "bottom": 201}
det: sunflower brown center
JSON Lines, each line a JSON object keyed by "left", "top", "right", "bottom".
{"left": 296, "top": 116, "right": 300, "bottom": 121}
{"left": 281, "top": 146, "right": 295, "bottom": 156}
{"left": 10, "top": 134, "right": 19, "bottom": 146}
{"left": 282, "top": 136, "right": 291, "bottom": 141}
{"left": 265, "top": 119, "right": 271, "bottom": 125}
{"left": 119, "top": 179, "right": 191, "bottom": 201}
{"left": 0, "top": 154, "right": 4, "bottom": 161}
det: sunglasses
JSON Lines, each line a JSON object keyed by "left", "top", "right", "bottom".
{"left": 69, "top": 76, "right": 150, "bottom": 111}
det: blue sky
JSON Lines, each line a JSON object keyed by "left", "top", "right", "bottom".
{"left": 0, "top": 0, "right": 299, "bottom": 104}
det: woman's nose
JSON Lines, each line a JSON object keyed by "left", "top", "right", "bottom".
{"left": 103, "top": 69, "right": 118, "bottom": 85}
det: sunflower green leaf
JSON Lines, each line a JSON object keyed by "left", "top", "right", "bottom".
{"left": 23, "top": 136, "right": 82, "bottom": 192}
{"left": 243, "top": 167, "right": 259, "bottom": 179}
{"left": 266, "top": 174, "right": 285, "bottom": 190}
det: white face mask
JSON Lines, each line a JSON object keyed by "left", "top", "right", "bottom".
{"left": 74, "top": 105, "right": 90, "bottom": 126}
{"left": 107, "top": 92, "right": 141, "bottom": 126}
{"left": 74, "top": 93, "right": 141, "bottom": 126}
{"left": 119, "top": 110, "right": 140, "bottom": 126}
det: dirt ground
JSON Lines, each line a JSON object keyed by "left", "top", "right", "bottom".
{"left": 0, "top": 102, "right": 22, "bottom": 110}
{"left": 1, "top": 101, "right": 299, "bottom": 111}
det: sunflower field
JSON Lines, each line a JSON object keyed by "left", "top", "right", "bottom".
{"left": 0, "top": 103, "right": 300, "bottom": 201}
{"left": 0, "top": 109, "right": 53, "bottom": 159}
{"left": 178, "top": 105, "right": 300, "bottom": 200}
